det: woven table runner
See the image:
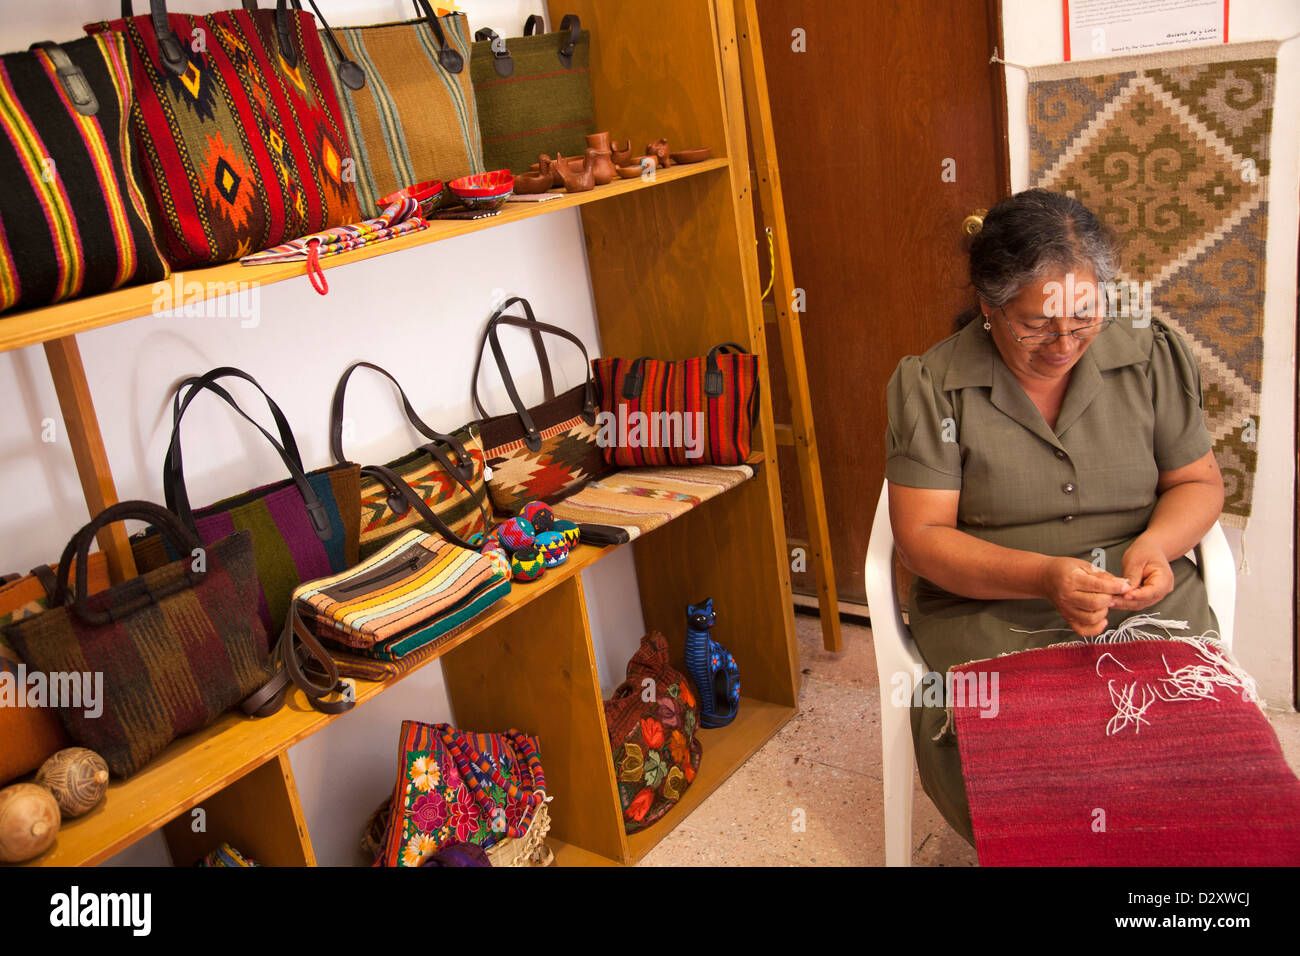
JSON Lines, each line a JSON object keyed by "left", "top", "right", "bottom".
{"left": 550, "top": 464, "right": 754, "bottom": 540}
{"left": 951, "top": 636, "right": 1300, "bottom": 866}
{"left": 1028, "top": 40, "right": 1279, "bottom": 526}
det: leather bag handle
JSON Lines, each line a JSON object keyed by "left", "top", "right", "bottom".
{"left": 410, "top": 0, "right": 464, "bottom": 73}
{"left": 522, "top": 14, "right": 544, "bottom": 36}
{"left": 329, "top": 362, "right": 475, "bottom": 483}
{"left": 118, "top": 0, "right": 188, "bottom": 76}
{"left": 704, "top": 341, "right": 751, "bottom": 397}
{"left": 359, "top": 464, "right": 477, "bottom": 550}
{"left": 54, "top": 500, "right": 204, "bottom": 626}
{"left": 293, "top": 0, "right": 366, "bottom": 89}
{"left": 473, "top": 27, "right": 513, "bottom": 77}
{"left": 520, "top": 13, "right": 580, "bottom": 67}
{"left": 163, "top": 371, "right": 334, "bottom": 543}
{"left": 241, "top": 601, "right": 354, "bottom": 717}
{"left": 30, "top": 42, "right": 98, "bottom": 115}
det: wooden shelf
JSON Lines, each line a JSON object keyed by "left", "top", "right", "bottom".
{"left": 0, "top": 158, "right": 728, "bottom": 356}
{"left": 624, "top": 697, "right": 795, "bottom": 862}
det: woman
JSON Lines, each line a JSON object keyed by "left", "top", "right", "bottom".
{"left": 884, "top": 189, "right": 1225, "bottom": 846}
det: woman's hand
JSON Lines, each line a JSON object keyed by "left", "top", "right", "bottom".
{"left": 1112, "top": 537, "right": 1175, "bottom": 611}
{"left": 1037, "top": 557, "right": 1133, "bottom": 637}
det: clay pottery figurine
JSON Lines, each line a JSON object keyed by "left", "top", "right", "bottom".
{"left": 0, "top": 783, "right": 60, "bottom": 863}
{"left": 557, "top": 149, "right": 596, "bottom": 193}
{"left": 610, "top": 139, "right": 633, "bottom": 166}
{"left": 616, "top": 155, "right": 657, "bottom": 179}
{"left": 514, "top": 169, "right": 554, "bottom": 194}
{"left": 646, "top": 138, "right": 674, "bottom": 168}
{"left": 589, "top": 148, "right": 616, "bottom": 186}
{"left": 535, "top": 153, "right": 568, "bottom": 188}
{"left": 585, "top": 131, "right": 611, "bottom": 152}
{"left": 36, "top": 747, "right": 110, "bottom": 819}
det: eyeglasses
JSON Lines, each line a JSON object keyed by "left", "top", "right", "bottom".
{"left": 998, "top": 307, "right": 1112, "bottom": 346}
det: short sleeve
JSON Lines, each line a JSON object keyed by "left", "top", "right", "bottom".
{"left": 884, "top": 356, "right": 962, "bottom": 490}
{"left": 1150, "top": 320, "right": 1214, "bottom": 472}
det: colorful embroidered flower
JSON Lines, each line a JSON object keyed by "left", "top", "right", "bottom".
{"left": 401, "top": 835, "right": 424, "bottom": 867}
{"left": 505, "top": 795, "right": 527, "bottom": 831}
{"left": 669, "top": 730, "right": 690, "bottom": 765}
{"left": 619, "top": 743, "right": 645, "bottom": 783}
{"left": 417, "top": 833, "right": 440, "bottom": 862}
{"left": 410, "top": 755, "right": 440, "bottom": 792}
{"left": 447, "top": 785, "right": 482, "bottom": 842}
{"left": 662, "top": 765, "right": 685, "bottom": 801}
{"left": 641, "top": 716, "right": 665, "bottom": 750}
{"left": 680, "top": 683, "right": 697, "bottom": 709}
{"left": 657, "top": 695, "right": 682, "bottom": 729}
{"left": 643, "top": 748, "right": 667, "bottom": 788}
{"left": 684, "top": 763, "right": 696, "bottom": 783}
{"left": 410, "top": 792, "right": 449, "bottom": 833}
{"left": 441, "top": 753, "right": 461, "bottom": 789}
{"left": 684, "top": 709, "right": 697, "bottom": 737}
{"left": 626, "top": 787, "right": 655, "bottom": 823}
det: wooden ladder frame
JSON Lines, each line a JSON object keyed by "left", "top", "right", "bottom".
{"left": 731, "top": 0, "right": 843, "bottom": 652}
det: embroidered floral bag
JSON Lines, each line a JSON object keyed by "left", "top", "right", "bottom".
{"left": 604, "top": 632, "right": 703, "bottom": 833}
{"left": 377, "top": 720, "right": 545, "bottom": 867}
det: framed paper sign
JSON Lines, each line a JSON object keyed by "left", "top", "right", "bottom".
{"left": 1063, "top": 0, "right": 1228, "bottom": 61}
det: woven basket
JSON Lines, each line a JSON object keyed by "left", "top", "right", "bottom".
{"left": 486, "top": 801, "right": 554, "bottom": 867}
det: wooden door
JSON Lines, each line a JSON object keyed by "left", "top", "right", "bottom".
{"left": 755, "top": 0, "right": 1009, "bottom": 603}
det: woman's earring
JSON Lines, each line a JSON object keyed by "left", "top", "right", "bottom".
{"left": 983, "top": 314, "right": 991, "bottom": 330}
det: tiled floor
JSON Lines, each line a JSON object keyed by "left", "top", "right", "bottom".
{"left": 639, "top": 614, "right": 1300, "bottom": 867}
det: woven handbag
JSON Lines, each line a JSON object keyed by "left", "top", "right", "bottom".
{"left": 330, "top": 361, "right": 491, "bottom": 558}
{"left": 378, "top": 720, "right": 546, "bottom": 867}
{"left": 471, "top": 15, "right": 596, "bottom": 175}
{"left": 131, "top": 367, "right": 360, "bottom": 642}
{"left": 315, "top": 2, "right": 484, "bottom": 217}
{"left": 87, "top": 0, "right": 360, "bottom": 268}
{"left": 471, "top": 296, "right": 611, "bottom": 515}
{"left": 0, "top": 35, "right": 169, "bottom": 315}
{"left": 0, "top": 556, "right": 112, "bottom": 785}
{"left": 604, "top": 632, "right": 703, "bottom": 833}
{"left": 5, "top": 501, "right": 273, "bottom": 778}
{"left": 593, "top": 343, "right": 761, "bottom": 467}
{"left": 292, "top": 527, "right": 510, "bottom": 662}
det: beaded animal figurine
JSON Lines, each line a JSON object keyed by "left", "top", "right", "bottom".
{"left": 683, "top": 598, "right": 740, "bottom": 728}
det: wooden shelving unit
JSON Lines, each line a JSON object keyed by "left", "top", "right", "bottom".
{"left": 4, "top": 0, "right": 799, "bottom": 868}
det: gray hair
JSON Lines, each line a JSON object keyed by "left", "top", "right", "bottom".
{"left": 957, "top": 189, "right": 1119, "bottom": 327}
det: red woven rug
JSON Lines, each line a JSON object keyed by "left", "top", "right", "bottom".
{"left": 951, "top": 638, "right": 1300, "bottom": 865}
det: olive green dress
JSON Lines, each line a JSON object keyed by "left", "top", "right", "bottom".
{"left": 883, "top": 317, "right": 1217, "bottom": 847}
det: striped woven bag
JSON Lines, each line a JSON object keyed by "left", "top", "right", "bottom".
{"left": 88, "top": 0, "right": 360, "bottom": 268}
{"left": 0, "top": 35, "right": 169, "bottom": 314}
{"left": 315, "top": 3, "right": 485, "bottom": 217}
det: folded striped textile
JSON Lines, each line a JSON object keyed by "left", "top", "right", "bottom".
{"left": 238, "top": 198, "right": 427, "bottom": 291}
{"left": 297, "top": 529, "right": 509, "bottom": 664}
{"left": 550, "top": 464, "right": 754, "bottom": 541}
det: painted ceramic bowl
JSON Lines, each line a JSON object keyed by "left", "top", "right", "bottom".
{"left": 450, "top": 169, "right": 514, "bottom": 197}
{"left": 377, "top": 179, "right": 446, "bottom": 216}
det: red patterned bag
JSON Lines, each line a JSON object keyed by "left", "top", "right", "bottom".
{"left": 87, "top": 0, "right": 359, "bottom": 268}
{"left": 604, "top": 633, "right": 703, "bottom": 833}
{"left": 592, "top": 343, "right": 760, "bottom": 467}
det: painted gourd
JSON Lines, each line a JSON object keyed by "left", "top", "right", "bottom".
{"left": 37, "top": 747, "right": 110, "bottom": 818}
{"left": 0, "top": 783, "right": 61, "bottom": 863}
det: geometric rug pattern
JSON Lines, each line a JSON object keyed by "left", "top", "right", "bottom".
{"left": 1029, "top": 41, "right": 1280, "bottom": 526}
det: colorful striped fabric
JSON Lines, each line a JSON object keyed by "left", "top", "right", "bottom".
{"left": 320, "top": 12, "right": 484, "bottom": 217}
{"left": 88, "top": 7, "right": 359, "bottom": 268}
{"left": 593, "top": 347, "right": 762, "bottom": 467}
{"left": 0, "top": 35, "right": 168, "bottom": 314}
{"left": 297, "top": 529, "right": 510, "bottom": 658}
{"left": 238, "top": 198, "right": 426, "bottom": 266}
{"left": 551, "top": 464, "right": 755, "bottom": 541}
{"left": 132, "top": 465, "right": 361, "bottom": 647}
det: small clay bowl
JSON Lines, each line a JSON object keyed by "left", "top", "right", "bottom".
{"left": 378, "top": 179, "right": 445, "bottom": 217}
{"left": 514, "top": 170, "right": 554, "bottom": 194}
{"left": 616, "top": 165, "right": 647, "bottom": 179}
{"left": 670, "top": 146, "right": 712, "bottom": 164}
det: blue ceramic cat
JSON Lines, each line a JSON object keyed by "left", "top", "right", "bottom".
{"left": 684, "top": 598, "right": 740, "bottom": 728}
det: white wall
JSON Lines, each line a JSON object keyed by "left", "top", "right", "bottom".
{"left": 0, "top": 1, "right": 647, "bottom": 866}
{"left": 1002, "top": 0, "right": 1299, "bottom": 710}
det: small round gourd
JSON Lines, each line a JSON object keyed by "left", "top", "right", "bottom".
{"left": 0, "top": 783, "right": 61, "bottom": 863}
{"left": 37, "top": 747, "right": 110, "bottom": 818}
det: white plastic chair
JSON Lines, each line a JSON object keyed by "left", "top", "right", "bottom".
{"left": 865, "top": 479, "right": 1236, "bottom": 866}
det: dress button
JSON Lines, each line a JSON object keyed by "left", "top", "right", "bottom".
{"left": 1055, "top": 449, "right": 1066, "bottom": 459}
{"left": 1062, "top": 482, "right": 1075, "bottom": 494}
{"left": 1062, "top": 514, "right": 1075, "bottom": 523}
